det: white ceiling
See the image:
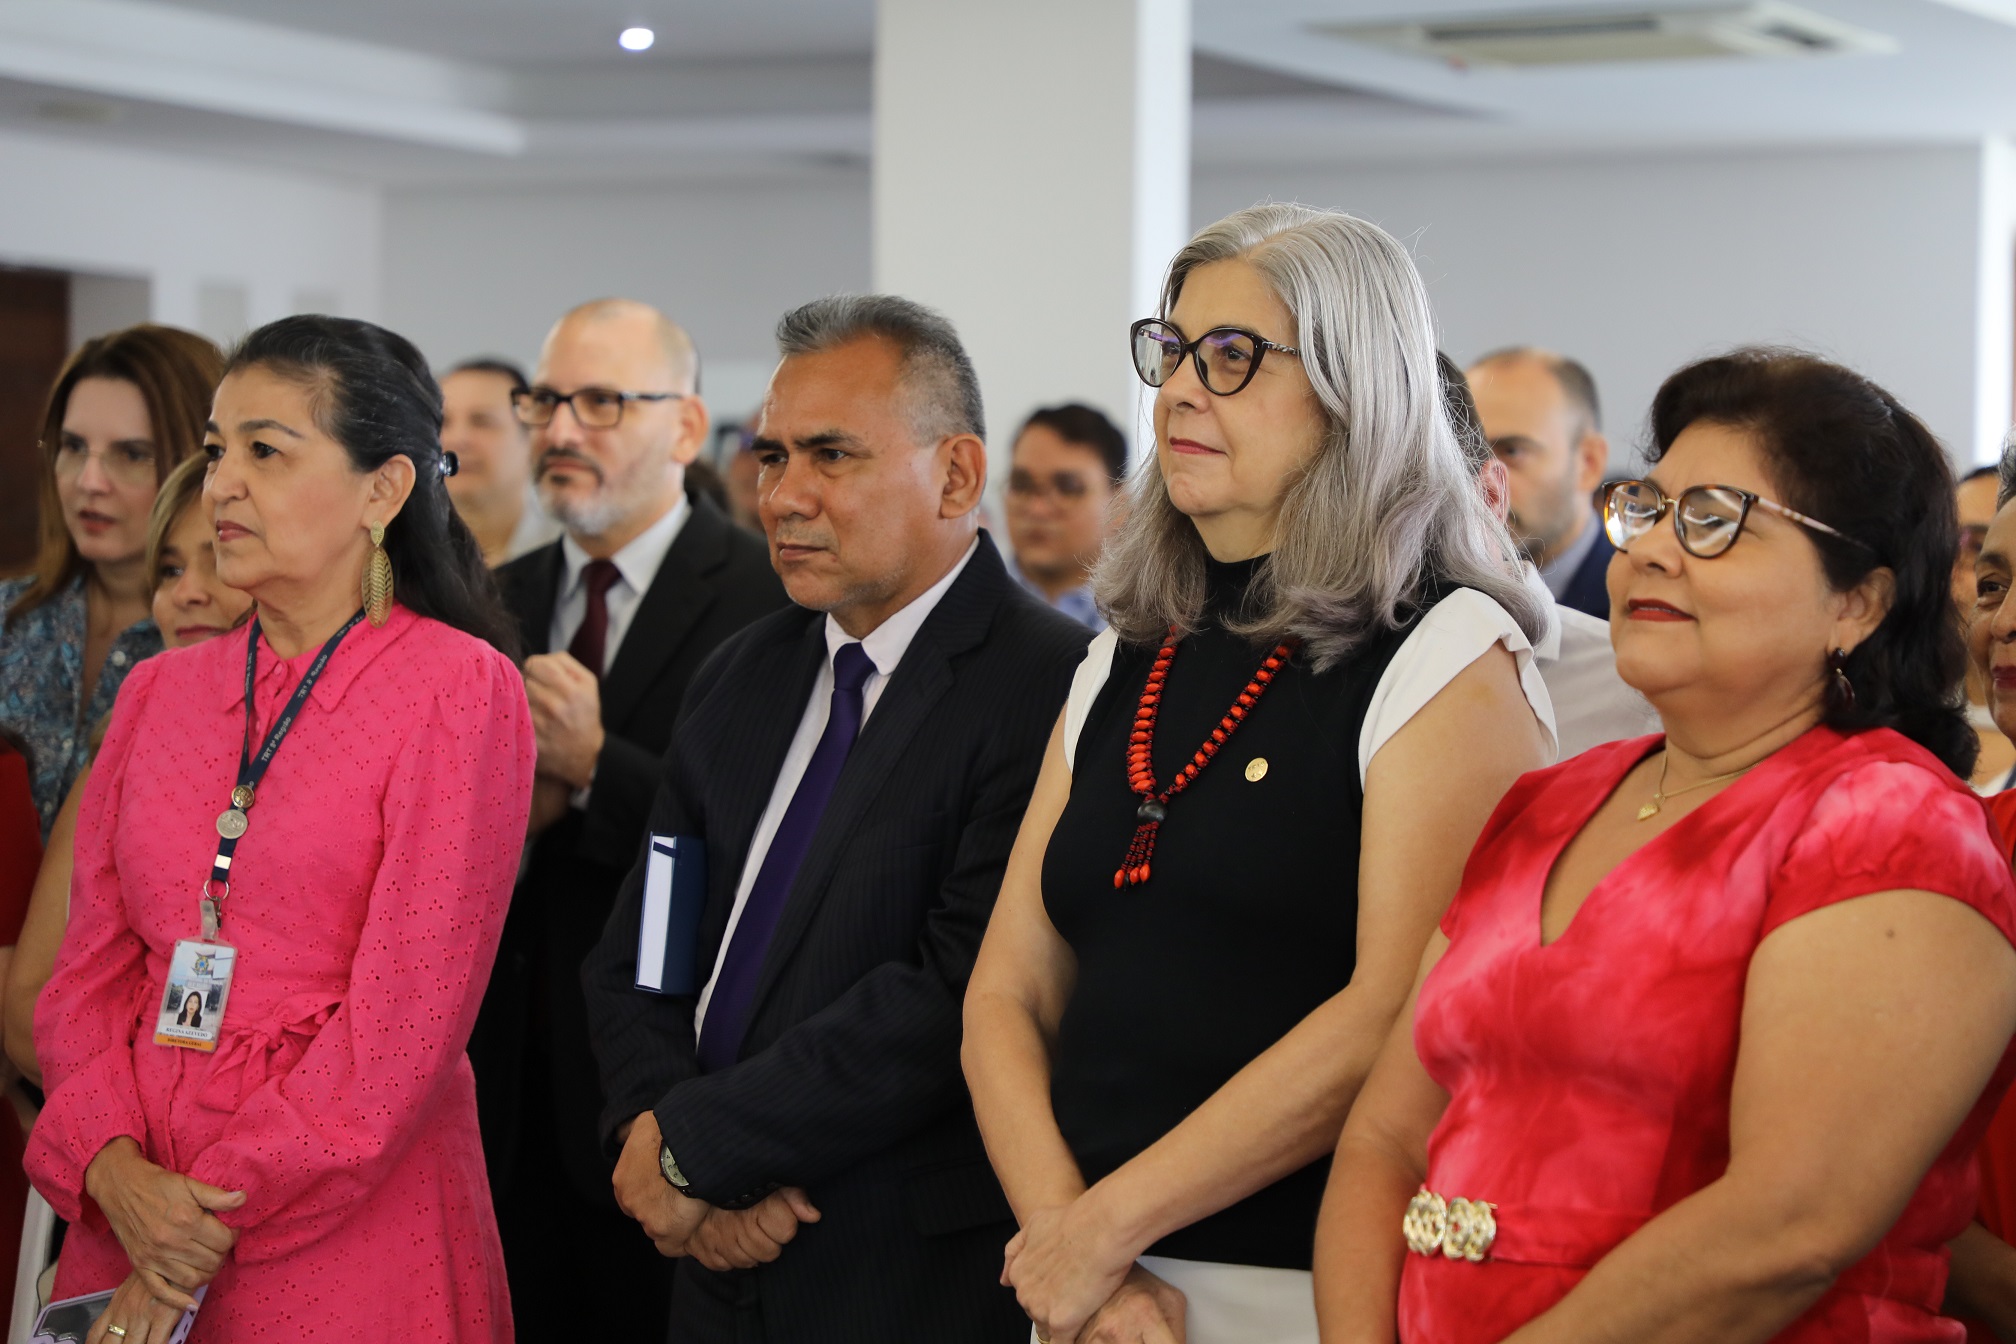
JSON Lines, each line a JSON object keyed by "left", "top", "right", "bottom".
{"left": 5, "top": 0, "right": 2016, "bottom": 186}
{"left": 1199, "top": 0, "right": 2016, "bottom": 162}
{"left": 154, "top": 0, "right": 878, "bottom": 65}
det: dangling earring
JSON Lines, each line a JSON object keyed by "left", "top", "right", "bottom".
{"left": 363, "top": 520, "right": 394, "bottom": 627}
{"left": 1826, "top": 647, "right": 1856, "bottom": 712}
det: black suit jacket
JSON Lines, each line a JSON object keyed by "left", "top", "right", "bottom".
{"left": 1556, "top": 521, "right": 1618, "bottom": 621}
{"left": 583, "top": 532, "right": 1089, "bottom": 1343}
{"left": 473, "top": 492, "right": 788, "bottom": 1206}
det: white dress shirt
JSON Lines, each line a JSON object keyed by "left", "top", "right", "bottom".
{"left": 693, "top": 536, "right": 979, "bottom": 1031}
{"left": 1521, "top": 567, "right": 1659, "bottom": 758}
{"left": 548, "top": 494, "right": 690, "bottom": 670}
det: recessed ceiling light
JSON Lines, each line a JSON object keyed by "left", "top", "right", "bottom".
{"left": 619, "top": 26, "right": 654, "bottom": 51}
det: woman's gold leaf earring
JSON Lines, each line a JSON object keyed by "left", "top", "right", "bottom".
{"left": 363, "top": 520, "right": 394, "bottom": 627}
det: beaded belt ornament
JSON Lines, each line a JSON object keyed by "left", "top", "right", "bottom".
{"left": 1402, "top": 1187, "right": 1497, "bottom": 1262}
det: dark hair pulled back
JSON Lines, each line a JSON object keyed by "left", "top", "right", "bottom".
{"left": 227, "top": 315, "right": 519, "bottom": 659}
{"left": 1648, "top": 348, "right": 1971, "bottom": 778}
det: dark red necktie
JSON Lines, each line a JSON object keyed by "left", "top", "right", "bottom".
{"left": 568, "top": 559, "right": 622, "bottom": 677}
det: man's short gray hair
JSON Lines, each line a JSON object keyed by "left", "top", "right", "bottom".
{"left": 775, "top": 294, "right": 985, "bottom": 446}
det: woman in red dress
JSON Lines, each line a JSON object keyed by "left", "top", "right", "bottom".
{"left": 1313, "top": 349, "right": 2016, "bottom": 1343}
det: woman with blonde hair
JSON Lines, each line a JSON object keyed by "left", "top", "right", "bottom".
{"left": 0, "top": 325, "right": 222, "bottom": 837}
{"left": 963, "top": 203, "right": 1555, "bottom": 1344}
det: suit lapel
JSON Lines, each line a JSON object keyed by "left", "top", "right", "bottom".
{"left": 512, "top": 544, "right": 563, "bottom": 656}
{"left": 600, "top": 497, "right": 733, "bottom": 729}
{"left": 742, "top": 535, "right": 1010, "bottom": 1021}
{"left": 696, "top": 617, "right": 829, "bottom": 972}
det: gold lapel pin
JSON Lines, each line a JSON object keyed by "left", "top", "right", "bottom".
{"left": 1245, "top": 757, "right": 1269, "bottom": 782}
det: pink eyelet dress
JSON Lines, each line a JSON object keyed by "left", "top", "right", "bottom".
{"left": 25, "top": 606, "right": 534, "bottom": 1342}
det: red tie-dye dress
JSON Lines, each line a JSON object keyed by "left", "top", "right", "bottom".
{"left": 1401, "top": 727, "right": 2016, "bottom": 1343}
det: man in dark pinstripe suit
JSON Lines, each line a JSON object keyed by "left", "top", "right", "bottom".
{"left": 584, "top": 295, "right": 1091, "bottom": 1342}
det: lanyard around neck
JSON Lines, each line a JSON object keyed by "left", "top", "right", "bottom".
{"left": 202, "top": 611, "right": 365, "bottom": 938}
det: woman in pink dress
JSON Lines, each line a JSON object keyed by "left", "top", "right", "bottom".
{"left": 1313, "top": 349, "right": 2016, "bottom": 1342}
{"left": 25, "top": 316, "right": 533, "bottom": 1344}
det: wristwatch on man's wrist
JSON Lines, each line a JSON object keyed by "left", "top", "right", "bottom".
{"left": 660, "top": 1142, "right": 697, "bottom": 1196}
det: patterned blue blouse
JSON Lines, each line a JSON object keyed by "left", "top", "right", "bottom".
{"left": 0, "top": 575, "right": 163, "bottom": 839}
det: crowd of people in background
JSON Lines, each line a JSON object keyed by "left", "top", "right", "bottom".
{"left": 1, "top": 199, "right": 2016, "bottom": 1344}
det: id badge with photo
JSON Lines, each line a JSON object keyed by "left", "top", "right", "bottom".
{"left": 154, "top": 940, "right": 237, "bottom": 1052}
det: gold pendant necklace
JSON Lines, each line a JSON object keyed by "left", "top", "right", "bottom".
{"left": 1637, "top": 752, "right": 1755, "bottom": 822}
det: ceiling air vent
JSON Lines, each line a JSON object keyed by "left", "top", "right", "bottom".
{"left": 1320, "top": 3, "right": 1896, "bottom": 68}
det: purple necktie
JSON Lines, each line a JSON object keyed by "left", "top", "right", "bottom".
{"left": 698, "top": 642, "right": 876, "bottom": 1071}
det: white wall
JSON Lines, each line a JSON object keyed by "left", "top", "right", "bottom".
{"left": 1196, "top": 143, "right": 2007, "bottom": 468}
{"left": 0, "top": 126, "right": 380, "bottom": 347}
{"left": 875, "top": 0, "right": 1188, "bottom": 458}
{"left": 381, "top": 176, "right": 872, "bottom": 423}
{"left": 374, "top": 142, "right": 2016, "bottom": 469}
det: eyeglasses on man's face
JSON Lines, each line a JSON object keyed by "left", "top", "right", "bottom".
{"left": 511, "top": 386, "right": 684, "bottom": 429}
{"left": 1602, "top": 478, "right": 1868, "bottom": 560}
{"left": 1130, "top": 319, "right": 1301, "bottom": 397}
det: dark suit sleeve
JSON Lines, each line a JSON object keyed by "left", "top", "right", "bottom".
{"left": 578, "top": 732, "right": 666, "bottom": 870}
{"left": 580, "top": 639, "right": 749, "bottom": 1141}
{"left": 578, "top": 545, "right": 787, "bottom": 871}
{"left": 649, "top": 714, "right": 1036, "bottom": 1209}
{"left": 581, "top": 765, "right": 706, "bottom": 1136}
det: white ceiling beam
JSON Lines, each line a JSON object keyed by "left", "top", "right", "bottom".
{"left": 0, "top": 0, "right": 525, "bottom": 153}
{"left": 522, "top": 112, "right": 870, "bottom": 158}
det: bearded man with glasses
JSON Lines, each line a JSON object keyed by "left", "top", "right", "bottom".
{"left": 471, "top": 298, "right": 786, "bottom": 1339}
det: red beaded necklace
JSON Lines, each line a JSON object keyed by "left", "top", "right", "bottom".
{"left": 1115, "top": 626, "right": 1301, "bottom": 888}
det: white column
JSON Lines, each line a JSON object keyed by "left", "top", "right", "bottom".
{"left": 873, "top": 0, "right": 1190, "bottom": 463}
{"left": 1973, "top": 136, "right": 2016, "bottom": 466}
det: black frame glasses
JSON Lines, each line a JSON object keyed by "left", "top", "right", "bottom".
{"left": 512, "top": 386, "right": 685, "bottom": 429}
{"left": 1129, "top": 318, "right": 1301, "bottom": 397}
{"left": 1602, "top": 479, "right": 1869, "bottom": 560}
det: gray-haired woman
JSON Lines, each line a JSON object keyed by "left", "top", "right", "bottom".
{"left": 962, "top": 203, "right": 1558, "bottom": 1344}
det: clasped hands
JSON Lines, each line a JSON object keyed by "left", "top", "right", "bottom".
{"left": 612, "top": 1110, "right": 821, "bottom": 1273}
{"left": 524, "top": 652, "right": 604, "bottom": 791}
{"left": 82, "top": 1137, "right": 245, "bottom": 1344}
{"left": 1005, "top": 1191, "right": 1187, "bottom": 1344}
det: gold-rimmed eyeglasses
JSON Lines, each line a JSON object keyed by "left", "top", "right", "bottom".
{"left": 1602, "top": 478, "right": 1870, "bottom": 560}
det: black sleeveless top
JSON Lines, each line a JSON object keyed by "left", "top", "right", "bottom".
{"left": 1042, "top": 555, "right": 1434, "bottom": 1269}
